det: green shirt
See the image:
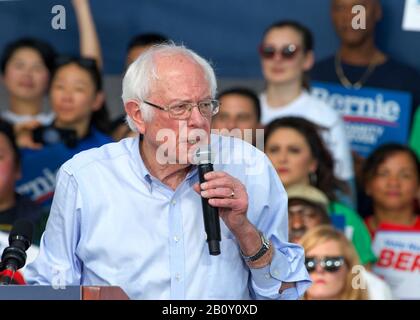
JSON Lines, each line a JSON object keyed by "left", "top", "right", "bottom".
{"left": 328, "top": 202, "right": 376, "bottom": 265}
{"left": 410, "top": 107, "right": 420, "bottom": 159}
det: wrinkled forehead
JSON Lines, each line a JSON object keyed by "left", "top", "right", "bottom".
{"left": 150, "top": 53, "right": 210, "bottom": 97}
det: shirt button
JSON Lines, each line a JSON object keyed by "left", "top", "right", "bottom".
{"left": 273, "top": 269, "right": 280, "bottom": 277}
{"left": 171, "top": 200, "right": 177, "bottom": 205}
{"left": 175, "top": 273, "right": 181, "bottom": 281}
{"left": 174, "top": 236, "right": 179, "bottom": 242}
{"left": 264, "top": 273, "right": 270, "bottom": 279}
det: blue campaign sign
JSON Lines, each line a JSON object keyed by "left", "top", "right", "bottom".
{"left": 16, "top": 143, "right": 72, "bottom": 209}
{"left": 311, "top": 81, "right": 412, "bottom": 157}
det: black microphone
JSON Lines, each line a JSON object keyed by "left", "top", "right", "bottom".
{"left": 196, "top": 145, "right": 221, "bottom": 255}
{"left": 0, "top": 219, "right": 33, "bottom": 285}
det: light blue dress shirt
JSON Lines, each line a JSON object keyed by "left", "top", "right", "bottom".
{"left": 24, "top": 134, "right": 311, "bottom": 299}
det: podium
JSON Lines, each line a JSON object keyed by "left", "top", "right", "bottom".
{"left": 0, "top": 286, "right": 129, "bottom": 300}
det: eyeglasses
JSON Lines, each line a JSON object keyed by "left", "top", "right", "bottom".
{"left": 142, "top": 99, "right": 220, "bottom": 120}
{"left": 259, "top": 44, "right": 301, "bottom": 60}
{"left": 305, "top": 256, "right": 346, "bottom": 273}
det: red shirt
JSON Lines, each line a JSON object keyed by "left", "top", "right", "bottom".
{"left": 365, "top": 215, "right": 420, "bottom": 239}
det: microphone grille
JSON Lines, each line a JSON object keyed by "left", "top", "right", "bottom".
{"left": 9, "top": 219, "right": 34, "bottom": 249}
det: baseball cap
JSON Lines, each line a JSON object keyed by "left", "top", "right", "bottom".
{"left": 286, "top": 184, "right": 329, "bottom": 212}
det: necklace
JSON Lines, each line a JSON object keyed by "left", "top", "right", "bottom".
{"left": 334, "top": 53, "right": 377, "bottom": 90}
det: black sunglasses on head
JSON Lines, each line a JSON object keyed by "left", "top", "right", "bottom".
{"left": 305, "top": 256, "right": 345, "bottom": 273}
{"left": 259, "top": 44, "right": 300, "bottom": 60}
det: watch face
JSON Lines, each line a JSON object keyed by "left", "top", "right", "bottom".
{"left": 261, "top": 234, "right": 270, "bottom": 247}
{"left": 241, "top": 232, "right": 270, "bottom": 262}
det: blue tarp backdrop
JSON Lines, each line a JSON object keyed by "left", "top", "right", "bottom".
{"left": 1, "top": 0, "right": 419, "bottom": 77}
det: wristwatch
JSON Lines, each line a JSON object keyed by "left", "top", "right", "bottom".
{"left": 241, "top": 232, "right": 271, "bottom": 262}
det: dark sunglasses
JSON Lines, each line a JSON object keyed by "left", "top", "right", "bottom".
{"left": 259, "top": 44, "right": 300, "bottom": 60}
{"left": 305, "top": 256, "right": 345, "bottom": 273}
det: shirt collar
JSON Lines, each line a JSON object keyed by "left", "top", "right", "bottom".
{"left": 129, "top": 135, "right": 153, "bottom": 185}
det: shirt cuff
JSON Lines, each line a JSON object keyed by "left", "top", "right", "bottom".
{"left": 249, "top": 249, "right": 311, "bottom": 300}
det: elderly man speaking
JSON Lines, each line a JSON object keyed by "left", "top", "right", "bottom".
{"left": 25, "top": 44, "right": 310, "bottom": 300}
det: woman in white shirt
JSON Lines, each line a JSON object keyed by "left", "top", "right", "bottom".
{"left": 258, "top": 20, "right": 354, "bottom": 195}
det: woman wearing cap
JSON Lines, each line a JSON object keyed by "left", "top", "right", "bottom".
{"left": 287, "top": 184, "right": 331, "bottom": 243}
{"left": 264, "top": 116, "right": 376, "bottom": 266}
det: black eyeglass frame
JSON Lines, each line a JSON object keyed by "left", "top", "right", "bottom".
{"left": 142, "top": 99, "right": 220, "bottom": 119}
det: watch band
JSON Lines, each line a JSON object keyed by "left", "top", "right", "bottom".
{"left": 241, "top": 232, "right": 270, "bottom": 262}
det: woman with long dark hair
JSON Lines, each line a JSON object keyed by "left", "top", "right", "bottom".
{"left": 264, "top": 116, "right": 376, "bottom": 266}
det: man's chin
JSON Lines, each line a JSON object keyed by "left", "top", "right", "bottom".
{"left": 339, "top": 32, "right": 369, "bottom": 48}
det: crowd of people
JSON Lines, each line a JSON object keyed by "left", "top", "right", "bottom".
{"left": 0, "top": 0, "right": 419, "bottom": 299}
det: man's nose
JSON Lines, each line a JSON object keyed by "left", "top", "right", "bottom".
{"left": 188, "top": 105, "right": 208, "bottom": 128}
{"left": 290, "top": 214, "right": 304, "bottom": 229}
{"left": 225, "top": 117, "right": 236, "bottom": 131}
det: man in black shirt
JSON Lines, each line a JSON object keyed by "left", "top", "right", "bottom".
{"left": 311, "top": 0, "right": 420, "bottom": 217}
{"left": 312, "top": 0, "right": 420, "bottom": 126}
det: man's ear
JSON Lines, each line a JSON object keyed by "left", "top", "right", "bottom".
{"left": 92, "top": 92, "right": 105, "bottom": 111}
{"left": 124, "top": 100, "right": 146, "bottom": 134}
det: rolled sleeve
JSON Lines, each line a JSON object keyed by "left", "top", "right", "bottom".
{"left": 250, "top": 244, "right": 311, "bottom": 300}
{"left": 246, "top": 155, "right": 312, "bottom": 300}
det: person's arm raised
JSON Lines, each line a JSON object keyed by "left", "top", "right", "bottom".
{"left": 72, "top": 0, "right": 103, "bottom": 69}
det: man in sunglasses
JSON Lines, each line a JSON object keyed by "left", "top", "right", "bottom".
{"left": 25, "top": 43, "right": 311, "bottom": 300}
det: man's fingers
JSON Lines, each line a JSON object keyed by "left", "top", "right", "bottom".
{"left": 200, "top": 177, "right": 233, "bottom": 191}
{"left": 208, "top": 198, "right": 235, "bottom": 208}
{"left": 203, "top": 171, "right": 227, "bottom": 180}
{"left": 201, "top": 187, "right": 233, "bottom": 199}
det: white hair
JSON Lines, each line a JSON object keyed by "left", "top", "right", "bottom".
{"left": 121, "top": 43, "right": 218, "bottom": 132}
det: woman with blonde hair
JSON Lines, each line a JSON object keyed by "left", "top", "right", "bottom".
{"left": 300, "top": 225, "right": 372, "bottom": 300}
